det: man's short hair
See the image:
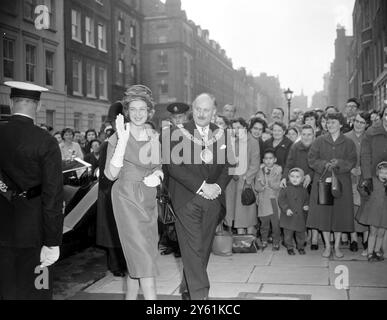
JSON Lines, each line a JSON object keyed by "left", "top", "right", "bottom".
{"left": 193, "top": 93, "right": 217, "bottom": 109}
{"left": 347, "top": 98, "right": 360, "bottom": 108}
{"left": 301, "top": 124, "right": 315, "bottom": 133}
{"left": 263, "top": 148, "right": 276, "bottom": 158}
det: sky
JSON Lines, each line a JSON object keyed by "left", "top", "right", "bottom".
{"left": 180, "top": 0, "right": 355, "bottom": 103}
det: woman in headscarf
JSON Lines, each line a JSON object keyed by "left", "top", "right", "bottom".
{"left": 105, "top": 85, "right": 163, "bottom": 300}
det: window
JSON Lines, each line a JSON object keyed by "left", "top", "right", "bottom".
{"left": 45, "top": 51, "right": 54, "bottom": 86}
{"left": 46, "top": 110, "right": 55, "bottom": 128}
{"left": 159, "top": 82, "right": 168, "bottom": 95}
{"left": 97, "top": 23, "right": 107, "bottom": 51}
{"left": 130, "top": 61, "right": 137, "bottom": 82}
{"left": 71, "top": 10, "right": 82, "bottom": 42}
{"left": 3, "top": 38, "right": 15, "bottom": 79}
{"left": 42, "top": 0, "right": 55, "bottom": 29}
{"left": 88, "top": 114, "right": 95, "bottom": 129}
{"left": 25, "top": 44, "right": 36, "bottom": 82}
{"left": 118, "top": 59, "right": 124, "bottom": 85}
{"left": 158, "top": 51, "right": 168, "bottom": 71}
{"left": 72, "top": 58, "right": 82, "bottom": 95}
{"left": 130, "top": 23, "right": 136, "bottom": 47}
{"left": 85, "top": 17, "right": 95, "bottom": 47}
{"left": 74, "top": 112, "right": 82, "bottom": 131}
{"left": 99, "top": 66, "right": 107, "bottom": 100}
{"left": 86, "top": 63, "right": 96, "bottom": 97}
{"left": 118, "top": 18, "right": 124, "bottom": 34}
{"left": 24, "top": 0, "right": 36, "bottom": 21}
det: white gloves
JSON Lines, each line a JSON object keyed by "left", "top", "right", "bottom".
{"left": 143, "top": 170, "right": 164, "bottom": 187}
{"left": 111, "top": 115, "right": 130, "bottom": 168}
{"left": 40, "top": 246, "right": 60, "bottom": 268}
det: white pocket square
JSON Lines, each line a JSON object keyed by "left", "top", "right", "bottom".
{"left": 220, "top": 144, "right": 227, "bottom": 150}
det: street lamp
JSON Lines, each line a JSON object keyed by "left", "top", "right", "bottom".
{"left": 284, "top": 88, "right": 294, "bottom": 124}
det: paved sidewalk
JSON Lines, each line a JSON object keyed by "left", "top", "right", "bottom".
{"left": 83, "top": 247, "right": 387, "bottom": 300}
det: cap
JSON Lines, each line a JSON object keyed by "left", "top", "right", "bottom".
{"left": 167, "top": 103, "right": 190, "bottom": 115}
{"left": 5, "top": 81, "right": 48, "bottom": 101}
{"left": 289, "top": 168, "right": 305, "bottom": 177}
{"left": 377, "top": 161, "right": 387, "bottom": 170}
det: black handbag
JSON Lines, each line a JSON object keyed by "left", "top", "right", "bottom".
{"left": 317, "top": 167, "right": 334, "bottom": 206}
{"left": 241, "top": 182, "right": 256, "bottom": 206}
{"left": 156, "top": 179, "right": 177, "bottom": 224}
{"left": 331, "top": 170, "right": 342, "bottom": 198}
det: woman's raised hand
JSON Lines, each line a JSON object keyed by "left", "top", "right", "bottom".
{"left": 116, "top": 114, "right": 130, "bottom": 143}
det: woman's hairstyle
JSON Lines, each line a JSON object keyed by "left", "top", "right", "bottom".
{"left": 270, "top": 121, "right": 287, "bottom": 132}
{"left": 216, "top": 115, "right": 231, "bottom": 128}
{"left": 326, "top": 112, "right": 345, "bottom": 125}
{"left": 357, "top": 111, "right": 371, "bottom": 127}
{"left": 317, "top": 113, "right": 327, "bottom": 130}
{"left": 286, "top": 127, "right": 299, "bottom": 136}
{"left": 54, "top": 131, "right": 61, "bottom": 137}
{"left": 255, "top": 111, "right": 267, "bottom": 119}
{"left": 61, "top": 128, "right": 74, "bottom": 139}
{"left": 145, "top": 121, "right": 156, "bottom": 130}
{"left": 231, "top": 117, "right": 248, "bottom": 129}
{"left": 85, "top": 129, "right": 97, "bottom": 137}
{"left": 90, "top": 139, "right": 101, "bottom": 146}
{"left": 123, "top": 85, "right": 155, "bottom": 116}
{"left": 303, "top": 111, "right": 318, "bottom": 124}
{"left": 249, "top": 117, "right": 267, "bottom": 132}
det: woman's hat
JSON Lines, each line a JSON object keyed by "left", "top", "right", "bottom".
{"left": 124, "top": 85, "right": 154, "bottom": 110}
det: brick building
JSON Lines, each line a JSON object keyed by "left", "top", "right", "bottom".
{"left": 64, "top": 0, "right": 112, "bottom": 132}
{"left": 110, "top": 0, "right": 143, "bottom": 102}
{"left": 0, "top": 0, "right": 66, "bottom": 127}
{"left": 349, "top": 0, "right": 387, "bottom": 111}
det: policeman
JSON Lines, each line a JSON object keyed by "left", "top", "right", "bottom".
{"left": 0, "top": 81, "right": 63, "bottom": 300}
{"left": 159, "top": 103, "right": 190, "bottom": 257}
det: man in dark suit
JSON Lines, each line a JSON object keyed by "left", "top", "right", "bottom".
{"left": 166, "top": 93, "right": 233, "bottom": 300}
{"left": 0, "top": 81, "right": 63, "bottom": 300}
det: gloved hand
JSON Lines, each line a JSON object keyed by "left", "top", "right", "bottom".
{"left": 111, "top": 115, "right": 130, "bottom": 168}
{"left": 143, "top": 170, "right": 164, "bottom": 187}
{"left": 40, "top": 246, "right": 60, "bottom": 268}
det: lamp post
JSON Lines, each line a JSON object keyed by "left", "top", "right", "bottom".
{"left": 284, "top": 88, "right": 294, "bottom": 124}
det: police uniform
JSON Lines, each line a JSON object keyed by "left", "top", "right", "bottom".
{"left": 0, "top": 82, "right": 63, "bottom": 300}
{"left": 159, "top": 103, "right": 190, "bottom": 257}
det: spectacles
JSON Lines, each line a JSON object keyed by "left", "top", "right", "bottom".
{"left": 354, "top": 120, "right": 366, "bottom": 125}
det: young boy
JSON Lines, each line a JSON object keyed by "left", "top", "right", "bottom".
{"left": 278, "top": 168, "right": 310, "bottom": 255}
{"left": 255, "top": 149, "right": 282, "bottom": 251}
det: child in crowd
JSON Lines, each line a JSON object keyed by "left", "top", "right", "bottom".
{"left": 255, "top": 149, "right": 282, "bottom": 251}
{"left": 357, "top": 161, "right": 387, "bottom": 262}
{"left": 278, "top": 168, "right": 310, "bottom": 255}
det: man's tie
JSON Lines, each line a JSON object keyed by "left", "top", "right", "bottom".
{"left": 200, "top": 127, "right": 208, "bottom": 144}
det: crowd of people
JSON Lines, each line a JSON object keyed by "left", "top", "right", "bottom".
{"left": 41, "top": 92, "right": 387, "bottom": 299}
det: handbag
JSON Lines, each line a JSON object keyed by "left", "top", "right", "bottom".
{"left": 241, "top": 181, "right": 256, "bottom": 206}
{"left": 331, "top": 169, "right": 342, "bottom": 198}
{"left": 156, "top": 179, "right": 177, "bottom": 225}
{"left": 317, "top": 167, "right": 334, "bottom": 206}
{"left": 212, "top": 223, "right": 233, "bottom": 256}
{"left": 232, "top": 234, "right": 258, "bottom": 254}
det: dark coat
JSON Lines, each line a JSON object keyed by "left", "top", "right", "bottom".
{"left": 263, "top": 136, "right": 293, "bottom": 170}
{"left": 0, "top": 115, "right": 63, "bottom": 248}
{"left": 360, "top": 125, "right": 387, "bottom": 180}
{"left": 282, "top": 141, "right": 314, "bottom": 180}
{"left": 278, "top": 184, "right": 309, "bottom": 232}
{"left": 307, "top": 133, "right": 357, "bottom": 232}
{"left": 96, "top": 141, "right": 122, "bottom": 248}
{"left": 166, "top": 121, "right": 233, "bottom": 220}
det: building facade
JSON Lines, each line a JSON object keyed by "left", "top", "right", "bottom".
{"left": 328, "top": 27, "right": 353, "bottom": 112}
{"left": 349, "top": 0, "right": 387, "bottom": 111}
{"left": 111, "top": 0, "right": 143, "bottom": 102}
{"left": 64, "top": 0, "right": 112, "bottom": 132}
{"left": 0, "top": 0, "right": 66, "bottom": 127}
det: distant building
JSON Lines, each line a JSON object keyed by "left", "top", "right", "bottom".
{"left": 63, "top": 0, "right": 112, "bottom": 132}
{"left": 0, "top": 0, "right": 66, "bottom": 127}
{"left": 328, "top": 26, "right": 352, "bottom": 112}
{"left": 292, "top": 91, "right": 308, "bottom": 111}
{"left": 111, "top": 0, "right": 143, "bottom": 102}
{"left": 349, "top": 0, "right": 387, "bottom": 111}
{"left": 311, "top": 91, "right": 328, "bottom": 110}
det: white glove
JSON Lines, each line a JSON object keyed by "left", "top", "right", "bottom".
{"left": 110, "top": 116, "right": 130, "bottom": 168}
{"left": 40, "top": 246, "right": 60, "bottom": 268}
{"left": 143, "top": 170, "right": 164, "bottom": 187}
